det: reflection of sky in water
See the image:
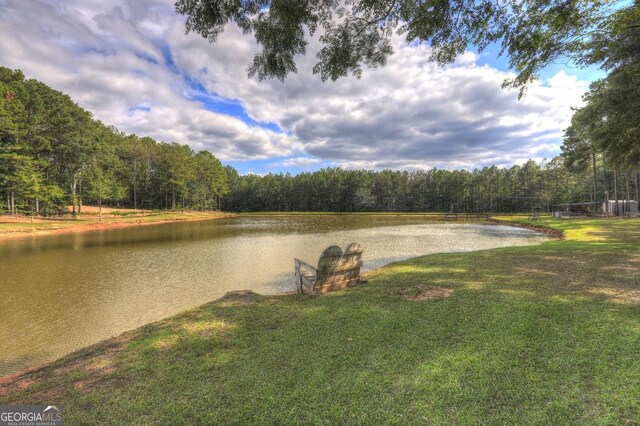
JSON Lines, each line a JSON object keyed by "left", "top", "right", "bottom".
{"left": 0, "top": 217, "right": 545, "bottom": 375}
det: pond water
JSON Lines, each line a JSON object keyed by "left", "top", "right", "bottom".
{"left": 0, "top": 215, "right": 546, "bottom": 375}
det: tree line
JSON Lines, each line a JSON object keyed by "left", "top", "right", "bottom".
{"left": 222, "top": 159, "right": 612, "bottom": 213}
{"left": 0, "top": 67, "right": 229, "bottom": 217}
{"left": 561, "top": 4, "right": 640, "bottom": 214}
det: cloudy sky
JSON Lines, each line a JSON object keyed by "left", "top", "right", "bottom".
{"left": 0, "top": 0, "right": 600, "bottom": 174}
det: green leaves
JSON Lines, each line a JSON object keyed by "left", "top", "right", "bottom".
{"left": 563, "top": 4, "right": 640, "bottom": 169}
{"left": 175, "top": 0, "right": 624, "bottom": 94}
{"left": 192, "top": 151, "right": 229, "bottom": 210}
{"left": 85, "top": 166, "right": 127, "bottom": 204}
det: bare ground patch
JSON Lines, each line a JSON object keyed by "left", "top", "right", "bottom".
{"left": 217, "top": 290, "right": 259, "bottom": 305}
{"left": 392, "top": 285, "right": 454, "bottom": 301}
{"left": 587, "top": 288, "right": 640, "bottom": 305}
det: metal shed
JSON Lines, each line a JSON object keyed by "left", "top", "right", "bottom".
{"left": 602, "top": 200, "right": 638, "bottom": 217}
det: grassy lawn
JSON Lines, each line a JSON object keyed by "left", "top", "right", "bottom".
{"left": 1, "top": 218, "right": 639, "bottom": 424}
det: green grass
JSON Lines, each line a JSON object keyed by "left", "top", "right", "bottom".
{"left": 1, "top": 218, "right": 639, "bottom": 424}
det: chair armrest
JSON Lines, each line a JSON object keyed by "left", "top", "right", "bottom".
{"left": 294, "top": 258, "right": 317, "bottom": 274}
{"left": 294, "top": 258, "right": 317, "bottom": 293}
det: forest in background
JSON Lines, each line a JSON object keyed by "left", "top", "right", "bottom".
{"left": 0, "top": 67, "right": 228, "bottom": 216}
{"left": 223, "top": 161, "right": 639, "bottom": 213}
{"left": 1, "top": 66, "right": 638, "bottom": 215}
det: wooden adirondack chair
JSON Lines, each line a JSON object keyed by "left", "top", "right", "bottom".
{"left": 294, "top": 243, "right": 363, "bottom": 294}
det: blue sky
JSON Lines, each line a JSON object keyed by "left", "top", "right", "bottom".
{"left": 474, "top": 41, "right": 604, "bottom": 83}
{"left": 0, "top": 0, "right": 598, "bottom": 175}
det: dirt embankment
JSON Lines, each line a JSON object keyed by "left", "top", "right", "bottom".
{"left": 0, "top": 208, "right": 236, "bottom": 241}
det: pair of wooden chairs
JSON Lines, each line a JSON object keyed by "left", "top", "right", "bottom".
{"left": 294, "top": 243, "right": 363, "bottom": 294}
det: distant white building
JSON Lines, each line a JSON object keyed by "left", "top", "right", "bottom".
{"left": 602, "top": 200, "right": 638, "bottom": 217}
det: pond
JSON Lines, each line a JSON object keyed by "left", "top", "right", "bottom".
{"left": 0, "top": 215, "right": 546, "bottom": 375}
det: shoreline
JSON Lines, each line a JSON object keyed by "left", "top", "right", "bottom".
{"left": 0, "top": 219, "right": 559, "bottom": 384}
{"left": 487, "top": 217, "right": 565, "bottom": 239}
{"left": 0, "top": 211, "right": 237, "bottom": 242}
{"left": 0, "top": 212, "right": 545, "bottom": 242}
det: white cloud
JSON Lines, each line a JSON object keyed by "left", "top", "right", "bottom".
{"left": 0, "top": 0, "right": 589, "bottom": 170}
{"left": 0, "top": 0, "right": 297, "bottom": 160}
{"left": 167, "top": 20, "right": 587, "bottom": 170}
{"left": 273, "top": 157, "right": 323, "bottom": 168}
